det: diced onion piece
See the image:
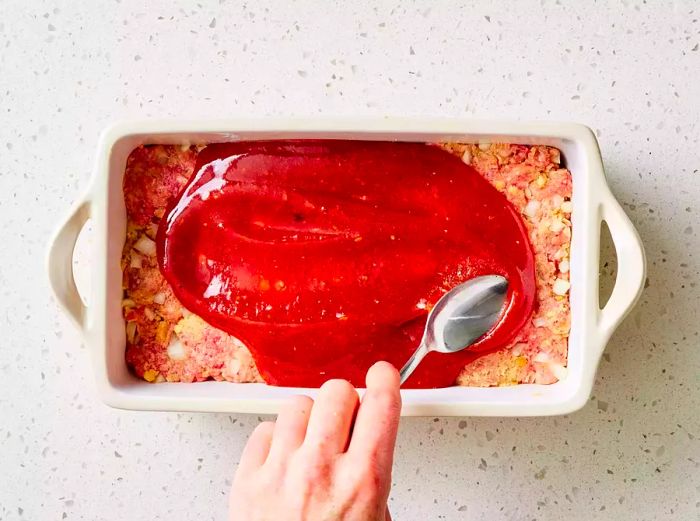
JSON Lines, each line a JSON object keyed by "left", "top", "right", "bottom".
{"left": 144, "top": 307, "right": 155, "bottom": 320}
{"left": 478, "top": 142, "right": 490, "bottom": 151}
{"left": 153, "top": 291, "right": 166, "bottom": 305}
{"left": 167, "top": 337, "right": 187, "bottom": 360}
{"left": 461, "top": 148, "right": 472, "bottom": 164}
{"left": 524, "top": 200, "right": 540, "bottom": 218}
{"left": 146, "top": 222, "right": 159, "bottom": 239}
{"left": 549, "top": 363, "right": 568, "bottom": 380}
{"left": 553, "top": 278, "right": 571, "bottom": 296}
{"left": 534, "top": 351, "right": 550, "bottom": 363}
{"left": 227, "top": 358, "right": 242, "bottom": 375}
{"left": 130, "top": 252, "right": 143, "bottom": 269}
{"left": 126, "top": 321, "right": 137, "bottom": 343}
{"left": 549, "top": 218, "right": 565, "bottom": 233}
{"left": 533, "top": 317, "right": 547, "bottom": 328}
{"left": 559, "top": 259, "right": 570, "bottom": 274}
{"left": 134, "top": 235, "right": 156, "bottom": 256}
{"left": 551, "top": 195, "right": 564, "bottom": 208}
{"left": 554, "top": 246, "right": 568, "bottom": 260}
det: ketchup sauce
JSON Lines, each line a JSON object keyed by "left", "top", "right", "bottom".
{"left": 157, "top": 140, "right": 535, "bottom": 388}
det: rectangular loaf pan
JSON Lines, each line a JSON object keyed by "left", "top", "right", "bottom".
{"left": 47, "top": 118, "right": 645, "bottom": 416}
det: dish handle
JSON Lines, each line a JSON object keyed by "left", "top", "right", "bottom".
{"left": 47, "top": 196, "right": 92, "bottom": 332}
{"left": 596, "top": 188, "right": 646, "bottom": 348}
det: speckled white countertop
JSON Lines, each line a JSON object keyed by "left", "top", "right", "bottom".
{"left": 1, "top": 1, "right": 698, "bottom": 520}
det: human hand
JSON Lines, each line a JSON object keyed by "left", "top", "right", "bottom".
{"left": 229, "top": 361, "right": 402, "bottom": 521}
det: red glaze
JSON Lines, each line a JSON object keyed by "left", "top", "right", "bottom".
{"left": 157, "top": 140, "right": 536, "bottom": 388}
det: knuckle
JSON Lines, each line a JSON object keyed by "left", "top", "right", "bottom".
{"left": 352, "top": 471, "right": 382, "bottom": 501}
{"left": 355, "top": 455, "right": 389, "bottom": 488}
{"left": 297, "top": 449, "right": 333, "bottom": 483}
{"left": 256, "top": 467, "right": 282, "bottom": 492}
{"left": 358, "top": 455, "right": 380, "bottom": 478}
{"left": 300, "top": 447, "right": 325, "bottom": 469}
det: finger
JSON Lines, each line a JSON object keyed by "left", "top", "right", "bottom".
{"left": 236, "top": 421, "right": 275, "bottom": 476}
{"left": 303, "top": 379, "right": 359, "bottom": 454}
{"left": 268, "top": 395, "right": 314, "bottom": 460}
{"left": 347, "top": 361, "right": 401, "bottom": 471}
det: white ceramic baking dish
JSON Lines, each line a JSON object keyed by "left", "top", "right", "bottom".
{"left": 47, "top": 118, "right": 645, "bottom": 416}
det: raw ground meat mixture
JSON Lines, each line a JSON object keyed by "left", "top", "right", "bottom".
{"left": 122, "top": 142, "right": 572, "bottom": 386}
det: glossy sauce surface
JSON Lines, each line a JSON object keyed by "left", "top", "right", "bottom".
{"left": 157, "top": 140, "right": 536, "bottom": 388}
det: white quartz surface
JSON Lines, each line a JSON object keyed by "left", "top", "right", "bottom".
{"left": 1, "top": 1, "right": 698, "bottom": 519}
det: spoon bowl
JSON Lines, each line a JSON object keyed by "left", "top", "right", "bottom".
{"left": 399, "top": 275, "right": 509, "bottom": 385}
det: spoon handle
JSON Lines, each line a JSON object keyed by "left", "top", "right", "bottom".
{"left": 399, "top": 342, "right": 430, "bottom": 385}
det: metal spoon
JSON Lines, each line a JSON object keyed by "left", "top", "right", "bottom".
{"left": 399, "top": 275, "right": 509, "bottom": 385}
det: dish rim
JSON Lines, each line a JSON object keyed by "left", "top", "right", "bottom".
{"left": 46, "top": 118, "right": 646, "bottom": 416}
